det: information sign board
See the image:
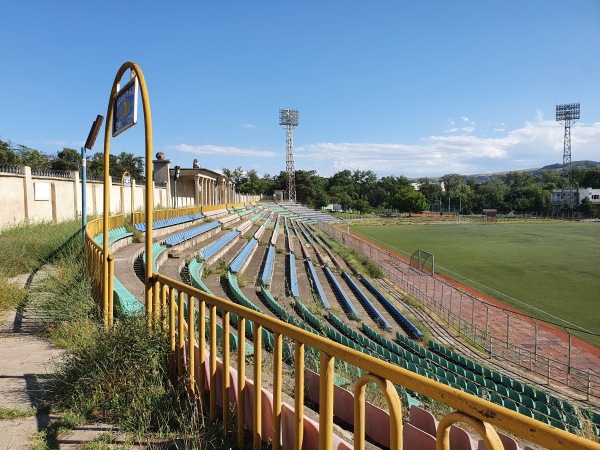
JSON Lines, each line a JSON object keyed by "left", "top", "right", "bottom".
{"left": 112, "top": 77, "right": 139, "bottom": 137}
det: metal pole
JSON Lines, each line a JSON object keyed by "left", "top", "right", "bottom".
{"left": 81, "top": 147, "right": 87, "bottom": 243}
{"left": 567, "top": 328, "right": 572, "bottom": 375}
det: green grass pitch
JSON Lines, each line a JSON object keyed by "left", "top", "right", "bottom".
{"left": 351, "top": 221, "right": 600, "bottom": 340}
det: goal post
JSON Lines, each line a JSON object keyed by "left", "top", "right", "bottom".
{"left": 409, "top": 249, "right": 435, "bottom": 277}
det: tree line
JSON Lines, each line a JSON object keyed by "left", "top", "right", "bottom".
{"left": 0, "top": 139, "right": 144, "bottom": 181}
{"left": 224, "top": 166, "right": 600, "bottom": 216}
{"left": 2, "top": 138, "right": 598, "bottom": 215}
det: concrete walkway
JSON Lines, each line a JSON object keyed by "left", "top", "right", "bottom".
{"left": 0, "top": 268, "right": 62, "bottom": 450}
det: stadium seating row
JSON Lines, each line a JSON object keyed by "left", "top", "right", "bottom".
{"left": 323, "top": 267, "right": 361, "bottom": 321}
{"left": 360, "top": 276, "right": 424, "bottom": 338}
{"left": 134, "top": 212, "right": 203, "bottom": 232}
{"left": 163, "top": 221, "right": 220, "bottom": 247}
{"left": 94, "top": 226, "right": 133, "bottom": 246}
{"left": 305, "top": 260, "right": 330, "bottom": 310}
{"left": 342, "top": 271, "right": 392, "bottom": 330}
{"left": 229, "top": 238, "right": 258, "bottom": 274}
{"left": 198, "top": 230, "right": 240, "bottom": 262}
{"left": 288, "top": 253, "right": 300, "bottom": 298}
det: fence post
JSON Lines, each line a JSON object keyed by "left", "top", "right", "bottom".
{"left": 567, "top": 328, "right": 572, "bottom": 376}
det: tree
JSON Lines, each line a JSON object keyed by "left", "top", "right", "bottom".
{"left": 582, "top": 169, "right": 600, "bottom": 189}
{"left": 376, "top": 176, "right": 411, "bottom": 209}
{"left": 473, "top": 179, "right": 508, "bottom": 212}
{"left": 577, "top": 197, "right": 595, "bottom": 218}
{"left": 417, "top": 178, "right": 443, "bottom": 206}
{"left": 16, "top": 145, "right": 51, "bottom": 171}
{"left": 393, "top": 187, "right": 427, "bottom": 213}
{"left": 115, "top": 152, "right": 144, "bottom": 180}
{"left": 51, "top": 148, "right": 81, "bottom": 171}
{"left": 352, "top": 170, "right": 377, "bottom": 200}
{"left": 222, "top": 166, "right": 245, "bottom": 185}
{"left": 86, "top": 151, "right": 143, "bottom": 180}
{"left": 0, "top": 139, "right": 20, "bottom": 165}
{"left": 352, "top": 197, "right": 372, "bottom": 214}
{"left": 441, "top": 173, "right": 465, "bottom": 194}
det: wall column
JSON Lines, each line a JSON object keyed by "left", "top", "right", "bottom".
{"left": 194, "top": 174, "right": 201, "bottom": 206}
{"left": 22, "top": 166, "right": 33, "bottom": 221}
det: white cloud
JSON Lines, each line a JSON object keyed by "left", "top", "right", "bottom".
{"left": 165, "top": 143, "right": 277, "bottom": 158}
{"left": 242, "top": 123, "right": 256, "bottom": 129}
{"left": 164, "top": 116, "right": 600, "bottom": 179}
{"left": 294, "top": 118, "right": 600, "bottom": 177}
{"left": 446, "top": 116, "right": 476, "bottom": 134}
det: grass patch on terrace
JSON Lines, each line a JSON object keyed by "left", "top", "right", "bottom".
{"left": 351, "top": 221, "right": 600, "bottom": 341}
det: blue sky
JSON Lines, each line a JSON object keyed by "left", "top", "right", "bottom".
{"left": 1, "top": 1, "right": 599, "bottom": 179}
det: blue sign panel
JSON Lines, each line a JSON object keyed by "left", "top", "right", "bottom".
{"left": 112, "top": 77, "right": 139, "bottom": 137}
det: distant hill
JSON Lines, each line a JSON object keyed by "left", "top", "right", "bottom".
{"left": 464, "top": 160, "right": 600, "bottom": 183}
{"left": 410, "top": 161, "right": 600, "bottom": 183}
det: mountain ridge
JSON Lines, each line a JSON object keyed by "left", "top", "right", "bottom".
{"left": 416, "top": 160, "right": 600, "bottom": 183}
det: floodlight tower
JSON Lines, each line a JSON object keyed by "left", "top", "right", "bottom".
{"left": 556, "top": 103, "right": 580, "bottom": 205}
{"left": 279, "top": 109, "right": 299, "bottom": 203}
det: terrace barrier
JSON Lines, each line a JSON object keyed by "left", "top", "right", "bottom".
{"left": 83, "top": 214, "right": 600, "bottom": 449}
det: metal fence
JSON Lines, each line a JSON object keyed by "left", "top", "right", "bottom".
{"left": 0, "top": 164, "right": 22, "bottom": 174}
{"left": 318, "top": 222, "right": 600, "bottom": 400}
{"left": 31, "top": 168, "right": 74, "bottom": 178}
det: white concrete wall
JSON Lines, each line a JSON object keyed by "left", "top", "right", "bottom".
{"left": 0, "top": 167, "right": 168, "bottom": 230}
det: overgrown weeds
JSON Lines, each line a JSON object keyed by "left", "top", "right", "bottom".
{"left": 50, "top": 316, "right": 180, "bottom": 434}
{"left": 0, "top": 219, "right": 82, "bottom": 313}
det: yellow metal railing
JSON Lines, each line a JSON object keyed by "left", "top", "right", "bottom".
{"left": 201, "top": 204, "right": 228, "bottom": 213}
{"left": 154, "top": 274, "right": 597, "bottom": 450}
{"left": 84, "top": 215, "right": 599, "bottom": 450}
{"left": 85, "top": 215, "right": 124, "bottom": 328}
{"left": 131, "top": 206, "right": 202, "bottom": 226}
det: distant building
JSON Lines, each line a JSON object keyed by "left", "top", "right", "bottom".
{"left": 322, "top": 203, "right": 342, "bottom": 212}
{"left": 411, "top": 181, "right": 445, "bottom": 192}
{"left": 551, "top": 187, "right": 600, "bottom": 212}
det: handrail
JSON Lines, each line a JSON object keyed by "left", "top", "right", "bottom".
{"left": 154, "top": 273, "right": 598, "bottom": 450}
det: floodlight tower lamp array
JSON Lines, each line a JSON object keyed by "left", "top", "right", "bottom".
{"left": 279, "top": 108, "right": 299, "bottom": 203}
{"left": 555, "top": 103, "right": 580, "bottom": 199}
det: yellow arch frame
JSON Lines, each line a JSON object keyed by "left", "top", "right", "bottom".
{"left": 102, "top": 61, "right": 154, "bottom": 327}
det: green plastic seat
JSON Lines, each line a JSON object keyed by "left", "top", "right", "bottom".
{"left": 474, "top": 374, "right": 486, "bottom": 386}
{"left": 511, "top": 379, "right": 523, "bottom": 393}
{"left": 507, "top": 389, "right": 521, "bottom": 403}
{"left": 548, "top": 395, "right": 563, "bottom": 410}
{"left": 534, "top": 390, "right": 549, "bottom": 404}
{"left": 491, "top": 371, "right": 503, "bottom": 384}
{"left": 465, "top": 381, "right": 479, "bottom": 396}
{"left": 550, "top": 418, "right": 566, "bottom": 430}
{"left": 521, "top": 396, "right": 535, "bottom": 409}
{"left": 491, "top": 393, "right": 504, "bottom": 406}
{"left": 518, "top": 405, "right": 534, "bottom": 418}
{"left": 496, "top": 385, "right": 509, "bottom": 397}
{"left": 484, "top": 379, "right": 496, "bottom": 390}
{"left": 535, "top": 401, "right": 550, "bottom": 416}
{"left": 549, "top": 407, "right": 564, "bottom": 422}
{"left": 503, "top": 398, "right": 518, "bottom": 412}
{"left": 523, "top": 385, "right": 536, "bottom": 399}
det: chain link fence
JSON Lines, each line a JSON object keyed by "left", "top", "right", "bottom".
{"left": 318, "top": 221, "right": 600, "bottom": 400}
